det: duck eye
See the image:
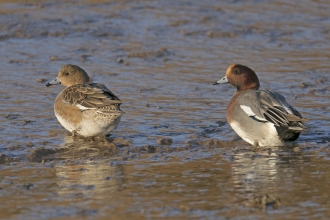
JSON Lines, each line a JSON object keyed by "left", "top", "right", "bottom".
{"left": 64, "top": 72, "right": 69, "bottom": 76}
{"left": 233, "top": 70, "right": 239, "bottom": 74}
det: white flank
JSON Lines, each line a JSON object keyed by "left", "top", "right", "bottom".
{"left": 230, "top": 121, "right": 282, "bottom": 147}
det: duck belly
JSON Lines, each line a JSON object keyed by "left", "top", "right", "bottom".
{"left": 77, "top": 113, "right": 121, "bottom": 137}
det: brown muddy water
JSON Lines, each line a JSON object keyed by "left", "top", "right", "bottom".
{"left": 0, "top": 0, "right": 329, "bottom": 219}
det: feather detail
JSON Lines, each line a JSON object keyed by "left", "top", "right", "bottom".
{"left": 62, "top": 83, "right": 122, "bottom": 109}
{"left": 238, "top": 89, "right": 307, "bottom": 129}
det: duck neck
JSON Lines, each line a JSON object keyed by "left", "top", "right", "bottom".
{"left": 236, "top": 80, "right": 260, "bottom": 92}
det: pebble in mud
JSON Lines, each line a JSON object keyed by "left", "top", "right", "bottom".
{"left": 27, "top": 142, "right": 34, "bottom": 147}
{"left": 243, "top": 194, "right": 281, "bottom": 210}
{"left": 112, "top": 137, "right": 132, "bottom": 147}
{"left": 0, "top": 154, "right": 19, "bottom": 164}
{"left": 308, "top": 89, "right": 315, "bottom": 94}
{"left": 144, "top": 145, "right": 157, "bottom": 153}
{"left": 216, "top": 121, "right": 227, "bottom": 127}
{"left": 5, "top": 114, "right": 20, "bottom": 120}
{"left": 301, "top": 82, "right": 308, "bottom": 88}
{"left": 27, "top": 147, "right": 58, "bottom": 163}
{"left": 49, "top": 56, "right": 60, "bottom": 61}
{"left": 316, "top": 77, "right": 327, "bottom": 84}
{"left": 80, "top": 54, "right": 90, "bottom": 62}
{"left": 117, "top": 58, "right": 124, "bottom": 63}
{"left": 21, "top": 183, "right": 34, "bottom": 190}
{"left": 7, "top": 144, "right": 23, "bottom": 151}
{"left": 0, "top": 154, "right": 9, "bottom": 163}
{"left": 165, "top": 147, "right": 173, "bottom": 153}
{"left": 157, "top": 137, "right": 173, "bottom": 145}
{"left": 185, "top": 140, "right": 198, "bottom": 148}
{"left": 36, "top": 78, "right": 47, "bottom": 83}
{"left": 8, "top": 60, "right": 22, "bottom": 64}
{"left": 179, "top": 204, "right": 192, "bottom": 212}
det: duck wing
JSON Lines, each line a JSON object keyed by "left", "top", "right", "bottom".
{"left": 238, "top": 89, "right": 307, "bottom": 130}
{"left": 62, "top": 83, "right": 122, "bottom": 110}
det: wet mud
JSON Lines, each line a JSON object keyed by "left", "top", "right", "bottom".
{"left": 0, "top": 0, "right": 330, "bottom": 219}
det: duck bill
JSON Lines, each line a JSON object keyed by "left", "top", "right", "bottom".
{"left": 213, "top": 76, "right": 229, "bottom": 85}
{"left": 46, "top": 77, "right": 61, "bottom": 87}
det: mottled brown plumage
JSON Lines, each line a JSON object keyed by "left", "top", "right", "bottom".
{"left": 47, "top": 64, "right": 123, "bottom": 137}
{"left": 62, "top": 83, "right": 121, "bottom": 108}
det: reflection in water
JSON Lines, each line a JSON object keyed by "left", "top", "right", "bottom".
{"left": 231, "top": 150, "right": 278, "bottom": 193}
{"left": 55, "top": 162, "right": 125, "bottom": 199}
{"left": 0, "top": 148, "right": 330, "bottom": 218}
{"left": 229, "top": 146, "right": 330, "bottom": 213}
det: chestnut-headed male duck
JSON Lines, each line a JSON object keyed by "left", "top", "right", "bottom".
{"left": 214, "top": 64, "right": 307, "bottom": 147}
{"left": 46, "top": 64, "right": 124, "bottom": 138}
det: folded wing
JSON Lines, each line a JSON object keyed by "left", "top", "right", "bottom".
{"left": 62, "top": 83, "right": 123, "bottom": 114}
{"left": 239, "top": 90, "right": 307, "bottom": 130}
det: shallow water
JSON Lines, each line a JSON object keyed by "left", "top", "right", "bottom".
{"left": 0, "top": 0, "right": 329, "bottom": 219}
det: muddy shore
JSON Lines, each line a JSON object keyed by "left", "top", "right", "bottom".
{"left": 0, "top": 0, "right": 329, "bottom": 219}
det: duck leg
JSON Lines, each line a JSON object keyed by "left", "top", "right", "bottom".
{"left": 254, "top": 141, "right": 260, "bottom": 147}
{"left": 104, "top": 136, "right": 114, "bottom": 144}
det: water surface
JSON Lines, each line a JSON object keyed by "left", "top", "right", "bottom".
{"left": 0, "top": 0, "right": 329, "bottom": 219}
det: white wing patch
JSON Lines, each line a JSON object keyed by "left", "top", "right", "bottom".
{"left": 240, "top": 105, "right": 255, "bottom": 116}
{"left": 76, "top": 104, "right": 96, "bottom": 111}
{"left": 240, "top": 105, "right": 267, "bottom": 121}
